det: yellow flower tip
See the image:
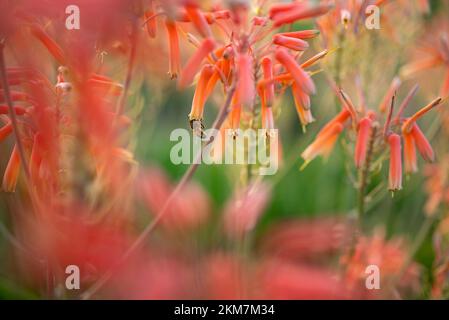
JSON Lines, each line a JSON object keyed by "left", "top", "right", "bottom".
{"left": 299, "top": 159, "right": 311, "bottom": 171}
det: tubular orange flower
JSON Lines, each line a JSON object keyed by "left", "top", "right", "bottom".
{"left": 301, "top": 122, "right": 343, "bottom": 164}
{"left": 317, "top": 109, "right": 351, "bottom": 139}
{"left": 203, "top": 60, "right": 222, "bottom": 99}
{"left": 275, "top": 48, "right": 315, "bottom": 95}
{"left": 261, "top": 57, "right": 274, "bottom": 107}
{"left": 268, "top": 2, "right": 305, "bottom": 19}
{"left": 273, "top": 34, "right": 309, "bottom": 51}
{"left": 188, "top": 64, "right": 214, "bottom": 123}
{"left": 403, "top": 132, "right": 417, "bottom": 174}
{"left": 229, "top": 94, "right": 241, "bottom": 131}
{"left": 0, "top": 105, "right": 26, "bottom": 115}
{"left": 165, "top": 20, "right": 181, "bottom": 79}
{"left": 185, "top": 4, "right": 212, "bottom": 38}
{"left": 2, "top": 145, "right": 21, "bottom": 192}
{"left": 292, "top": 83, "right": 313, "bottom": 127}
{"left": 178, "top": 38, "right": 216, "bottom": 89}
{"left": 272, "top": 3, "right": 332, "bottom": 28}
{"left": 236, "top": 53, "right": 254, "bottom": 106}
{"left": 388, "top": 133, "right": 402, "bottom": 191}
{"left": 402, "top": 97, "right": 442, "bottom": 133}
{"left": 411, "top": 123, "right": 434, "bottom": 162}
{"left": 354, "top": 117, "right": 372, "bottom": 168}
{"left": 279, "top": 30, "right": 320, "bottom": 40}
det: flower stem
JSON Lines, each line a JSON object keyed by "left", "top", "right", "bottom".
{"left": 357, "top": 124, "right": 378, "bottom": 223}
{"left": 80, "top": 85, "right": 237, "bottom": 300}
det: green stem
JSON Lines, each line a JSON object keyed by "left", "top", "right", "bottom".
{"left": 357, "top": 125, "right": 378, "bottom": 223}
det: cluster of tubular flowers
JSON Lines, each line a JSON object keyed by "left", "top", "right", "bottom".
{"left": 0, "top": 21, "right": 128, "bottom": 194}
{"left": 301, "top": 78, "right": 443, "bottom": 191}
{"left": 143, "top": 0, "right": 332, "bottom": 133}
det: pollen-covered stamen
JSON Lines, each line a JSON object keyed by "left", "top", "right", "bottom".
{"left": 188, "top": 64, "right": 214, "bottom": 125}
{"left": 354, "top": 117, "right": 372, "bottom": 168}
{"left": 340, "top": 9, "right": 351, "bottom": 28}
{"left": 388, "top": 133, "right": 403, "bottom": 191}
{"left": 273, "top": 34, "right": 309, "bottom": 51}
{"left": 178, "top": 38, "right": 216, "bottom": 89}
{"left": 165, "top": 20, "right": 181, "bottom": 80}
{"left": 402, "top": 97, "right": 442, "bottom": 133}
{"left": 275, "top": 48, "right": 315, "bottom": 95}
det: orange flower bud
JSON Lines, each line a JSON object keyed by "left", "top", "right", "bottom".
{"left": 272, "top": 4, "right": 332, "bottom": 28}
{"left": 388, "top": 134, "right": 402, "bottom": 191}
{"left": 354, "top": 117, "right": 372, "bottom": 168}
{"left": 165, "top": 20, "right": 181, "bottom": 79}
{"left": 178, "top": 38, "right": 216, "bottom": 88}
{"left": 302, "top": 122, "right": 343, "bottom": 163}
{"left": 261, "top": 57, "right": 274, "bottom": 107}
{"left": 275, "top": 48, "right": 315, "bottom": 95}
{"left": 185, "top": 5, "right": 212, "bottom": 38}
{"left": 411, "top": 123, "right": 434, "bottom": 162}
{"left": 403, "top": 132, "right": 417, "bottom": 174}
{"left": 273, "top": 34, "right": 309, "bottom": 51}
{"left": 189, "top": 65, "right": 214, "bottom": 122}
